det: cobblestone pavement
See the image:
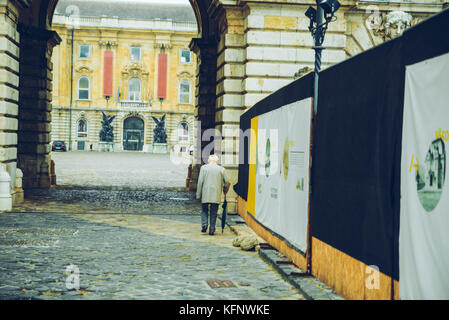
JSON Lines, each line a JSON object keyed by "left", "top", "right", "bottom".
{"left": 15, "top": 188, "right": 201, "bottom": 215}
{"left": 2, "top": 153, "right": 305, "bottom": 299}
{"left": 0, "top": 211, "right": 304, "bottom": 300}
{"left": 52, "top": 151, "right": 190, "bottom": 188}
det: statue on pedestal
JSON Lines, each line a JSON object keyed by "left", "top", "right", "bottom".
{"left": 152, "top": 114, "right": 167, "bottom": 144}
{"left": 99, "top": 112, "right": 115, "bottom": 142}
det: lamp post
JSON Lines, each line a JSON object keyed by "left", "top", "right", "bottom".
{"left": 305, "top": 0, "right": 340, "bottom": 274}
{"left": 305, "top": 0, "right": 340, "bottom": 113}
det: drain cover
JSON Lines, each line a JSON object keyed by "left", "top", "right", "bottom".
{"left": 206, "top": 280, "right": 236, "bottom": 288}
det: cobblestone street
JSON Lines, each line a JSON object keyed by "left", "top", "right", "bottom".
{"left": 0, "top": 152, "right": 304, "bottom": 300}
{"left": 52, "top": 151, "right": 190, "bottom": 188}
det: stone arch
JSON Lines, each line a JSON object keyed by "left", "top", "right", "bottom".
{"left": 12, "top": 0, "right": 220, "bottom": 189}
{"left": 1, "top": 0, "right": 255, "bottom": 212}
{"left": 122, "top": 115, "right": 146, "bottom": 151}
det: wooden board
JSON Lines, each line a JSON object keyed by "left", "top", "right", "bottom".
{"left": 312, "top": 237, "right": 396, "bottom": 300}
{"left": 237, "top": 197, "right": 400, "bottom": 300}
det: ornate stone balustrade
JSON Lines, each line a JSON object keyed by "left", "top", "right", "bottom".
{"left": 119, "top": 101, "right": 151, "bottom": 110}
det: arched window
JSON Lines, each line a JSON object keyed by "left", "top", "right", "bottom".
{"left": 77, "top": 119, "right": 88, "bottom": 137}
{"left": 128, "top": 78, "right": 141, "bottom": 101}
{"left": 178, "top": 80, "right": 190, "bottom": 104}
{"left": 177, "top": 122, "right": 189, "bottom": 142}
{"left": 78, "top": 76, "right": 90, "bottom": 100}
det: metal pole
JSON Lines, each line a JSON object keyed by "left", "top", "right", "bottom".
{"left": 308, "top": 3, "right": 324, "bottom": 274}
{"left": 313, "top": 5, "right": 324, "bottom": 114}
{"left": 69, "top": 28, "right": 74, "bottom": 151}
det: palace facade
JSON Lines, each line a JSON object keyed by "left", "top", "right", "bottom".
{"left": 50, "top": 0, "right": 197, "bottom": 153}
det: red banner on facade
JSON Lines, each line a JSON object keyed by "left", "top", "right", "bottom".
{"left": 158, "top": 53, "right": 168, "bottom": 98}
{"left": 103, "top": 50, "right": 114, "bottom": 97}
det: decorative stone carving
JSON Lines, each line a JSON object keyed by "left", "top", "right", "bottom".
{"left": 177, "top": 70, "right": 193, "bottom": 79}
{"left": 374, "top": 11, "right": 413, "bottom": 41}
{"left": 126, "top": 111, "right": 141, "bottom": 118}
{"left": 155, "top": 42, "right": 172, "bottom": 50}
{"left": 384, "top": 11, "right": 412, "bottom": 39}
{"left": 98, "top": 40, "right": 118, "bottom": 48}
{"left": 75, "top": 66, "right": 93, "bottom": 74}
{"left": 121, "top": 61, "right": 149, "bottom": 80}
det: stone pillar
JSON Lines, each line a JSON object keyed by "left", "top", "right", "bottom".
{"left": 189, "top": 37, "right": 218, "bottom": 192}
{"left": 12, "top": 167, "right": 23, "bottom": 204}
{"left": 212, "top": 5, "right": 247, "bottom": 213}
{"left": 17, "top": 24, "right": 61, "bottom": 189}
{"left": 0, "top": 166, "right": 12, "bottom": 211}
{"left": 0, "top": 0, "right": 23, "bottom": 202}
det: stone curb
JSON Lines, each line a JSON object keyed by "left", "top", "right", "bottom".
{"left": 258, "top": 248, "right": 343, "bottom": 300}
{"left": 220, "top": 214, "right": 343, "bottom": 301}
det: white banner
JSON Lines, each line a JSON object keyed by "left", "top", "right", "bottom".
{"left": 254, "top": 98, "right": 312, "bottom": 253}
{"left": 400, "top": 52, "right": 449, "bottom": 299}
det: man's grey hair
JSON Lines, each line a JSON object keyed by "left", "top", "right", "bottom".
{"left": 208, "top": 154, "right": 219, "bottom": 163}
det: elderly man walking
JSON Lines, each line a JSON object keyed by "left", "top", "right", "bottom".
{"left": 196, "top": 154, "right": 230, "bottom": 235}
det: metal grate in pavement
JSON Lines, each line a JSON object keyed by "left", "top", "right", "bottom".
{"left": 206, "top": 280, "right": 236, "bottom": 288}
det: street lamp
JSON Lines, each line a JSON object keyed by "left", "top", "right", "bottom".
{"left": 305, "top": 0, "right": 339, "bottom": 275}
{"left": 305, "top": 0, "right": 340, "bottom": 113}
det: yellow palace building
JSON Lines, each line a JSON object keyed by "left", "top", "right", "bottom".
{"left": 50, "top": 0, "right": 197, "bottom": 152}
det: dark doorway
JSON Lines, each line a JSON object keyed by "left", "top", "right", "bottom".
{"left": 123, "top": 117, "right": 144, "bottom": 151}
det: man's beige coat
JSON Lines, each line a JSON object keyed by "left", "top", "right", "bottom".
{"left": 196, "top": 162, "right": 228, "bottom": 204}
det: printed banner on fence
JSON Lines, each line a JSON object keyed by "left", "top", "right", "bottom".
{"left": 248, "top": 98, "right": 312, "bottom": 253}
{"left": 400, "top": 52, "right": 449, "bottom": 299}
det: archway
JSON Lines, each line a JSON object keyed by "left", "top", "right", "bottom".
{"left": 123, "top": 117, "right": 145, "bottom": 151}
{"left": 12, "top": 0, "right": 220, "bottom": 192}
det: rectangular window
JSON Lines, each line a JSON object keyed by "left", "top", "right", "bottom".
{"left": 78, "top": 90, "right": 89, "bottom": 100}
{"left": 180, "top": 49, "right": 191, "bottom": 64}
{"left": 79, "top": 44, "right": 90, "bottom": 58}
{"left": 78, "top": 89, "right": 89, "bottom": 100}
{"left": 131, "top": 46, "right": 141, "bottom": 61}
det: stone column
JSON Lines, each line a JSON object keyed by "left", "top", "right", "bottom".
{"left": 17, "top": 24, "right": 61, "bottom": 189}
{"left": 212, "top": 5, "right": 247, "bottom": 213}
{"left": 189, "top": 37, "right": 218, "bottom": 192}
{"left": 0, "top": 0, "right": 23, "bottom": 201}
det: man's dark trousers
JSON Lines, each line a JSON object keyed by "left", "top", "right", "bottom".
{"left": 201, "top": 203, "right": 219, "bottom": 233}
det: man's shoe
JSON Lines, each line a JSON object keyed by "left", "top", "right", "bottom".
{"left": 209, "top": 231, "right": 214, "bottom": 236}
{"left": 201, "top": 226, "right": 207, "bottom": 233}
